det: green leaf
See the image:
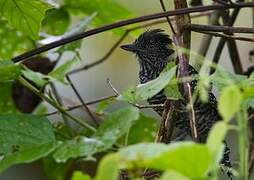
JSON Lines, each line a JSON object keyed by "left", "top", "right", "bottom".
{"left": 125, "top": 114, "right": 159, "bottom": 144}
{"left": 33, "top": 103, "right": 48, "bottom": 115}
{"left": 164, "top": 80, "right": 183, "bottom": 100}
{"left": 119, "top": 63, "right": 177, "bottom": 102}
{"left": 119, "top": 142, "right": 212, "bottom": 178}
{"left": 0, "top": 83, "right": 19, "bottom": 114}
{"left": 71, "top": 171, "right": 91, "bottom": 180}
{"left": 160, "top": 171, "right": 188, "bottom": 180}
{"left": 0, "top": 60, "right": 21, "bottom": 82}
{"left": 0, "top": 114, "right": 56, "bottom": 173}
{"left": 22, "top": 69, "right": 48, "bottom": 87}
{"left": 210, "top": 68, "right": 247, "bottom": 91}
{"left": 49, "top": 58, "right": 78, "bottom": 84}
{"left": 242, "top": 87, "right": 254, "bottom": 108}
{"left": 0, "top": 0, "right": 52, "bottom": 39}
{"left": 207, "top": 122, "right": 229, "bottom": 167}
{"left": 53, "top": 107, "right": 139, "bottom": 162}
{"left": 96, "top": 97, "right": 115, "bottom": 115}
{"left": 53, "top": 136, "right": 104, "bottom": 163}
{"left": 0, "top": 20, "right": 33, "bottom": 60}
{"left": 95, "top": 154, "right": 121, "bottom": 180}
{"left": 42, "top": 8, "right": 70, "bottom": 35}
{"left": 218, "top": 85, "right": 242, "bottom": 121}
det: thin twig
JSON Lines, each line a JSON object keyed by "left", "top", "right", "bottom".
{"left": 46, "top": 95, "right": 117, "bottom": 116}
{"left": 12, "top": 2, "right": 254, "bottom": 62}
{"left": 66, "top": 75, "right": 99, "bottom": 126}
{"left": 19, "top": 77, "right": 96, "bottom": 132}
{"left": 193, "top": 30, "right": 254, "bottom": 42}
{"left": 159, "top": 0, "right": 176, "bottom": 34}
{"left": 187, "top": 83, "right": 198, "bottom": 139}
{"left": 106, "top": 78, "right": 119, "bottom": 96}
{"left": 49, "top": 83, "right": 75, "bottom": 136}
{"left": 187, "top": 24, "right": 254, "bottom": 34}
{"left": 68, "top": 31, "right": 130, "bottom": 75}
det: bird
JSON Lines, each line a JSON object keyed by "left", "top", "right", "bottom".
{"left": 121, "top": 29, "right": 232, "bottom": 179}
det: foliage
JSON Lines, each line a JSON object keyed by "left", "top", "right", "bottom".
{"left": 0, "top": 0, "right": 253, "bottom": 180}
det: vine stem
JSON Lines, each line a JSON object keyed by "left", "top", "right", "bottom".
{"left": 12, "top": 2, "right": 254, "bottom": 62}
{"left": 236, "top": 109, "right": 249, "bottom": 180}
{"left": 18, "top": 77, "right": 96, "bottom": 132}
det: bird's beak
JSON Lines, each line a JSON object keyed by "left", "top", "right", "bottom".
{"left": 120, "top": 44, "right": 136, "bottom": 52}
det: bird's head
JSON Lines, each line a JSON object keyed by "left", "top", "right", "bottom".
{"left": 121, "top": 29, "right": 175, "bottom": 66}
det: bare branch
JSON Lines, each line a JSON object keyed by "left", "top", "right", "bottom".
{"left": 66, "top": 75, "right": 99, "bottom": 126}
{"left": 12, "top": 2, "right": 254, "bottom": 62}
{"left": 187, "top": 24, "right": 254, "bottom": 34}
{"left": 159, "top": 0, "right": 176, "bottom": 34}
{"left": 193, "top": 30, "right": 254, "bottom": 42}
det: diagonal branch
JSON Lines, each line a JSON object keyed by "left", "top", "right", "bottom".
{"left": 66, "top": 75, "right": 99, "bottom": 126}
{"left": 12, "top": 2, "right": 254, "bottom": 63}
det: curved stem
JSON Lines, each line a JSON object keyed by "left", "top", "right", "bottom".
{"left": 12, "top": 2, "right": 254, "bottom": 63}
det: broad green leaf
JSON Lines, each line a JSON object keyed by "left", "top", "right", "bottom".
{"left": 95, "top": 107, "right": 139, "bottom": 144}
{"left": 119, "top": 63, "right": 177, "bottom": 103}
{"left": 119, "top": 142, "right": 212, "bottom": 178}
{"left": 0, "top": 114, "right": 56, "bottom": 173}
{"left": 218, "top": 85, "right": 242, "bottom": 121}
{"left": 125, "top": 114, "right": 159, "bottom": 144}
{"left": 0, "top": 20, "right": 33, "bottom": 60}
{"left": 49, "top": 58, "right": 78, "bottom": 84}
{"left": 0, "top": 83, "right": 18, "bottom": 114}
{"left": 53, "top": 136, "right": 104, "bottom": 163}
{"left": 210, "top": 69, "right": 247, "bottom": 91}
{"left": 160, "top": 171, "right": 188, "bottom": 180}
{"left": 207, "top": 122, "right": 229, "bottom": 167}
{"left": 0, "top": 0, "right": 52, "bottom": 39}
{"left": 42, "top": 8, "right": 70, "bottom": 35}
{"left": 0, "top": 60, "right": 21, "bottom": 82}
{"left": 22, "top": 69, "right": 48, "bottom": 87}
{"left": 71, "top": 171, "right": 91, "bottom": 180}
{"left": 95, "top": 154, "right": 121, "bottom": 180}
{"left": 53, "top": 107, "right": 139, "bottom": 162}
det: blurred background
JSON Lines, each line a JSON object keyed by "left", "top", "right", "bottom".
{"left": 1, "top": 0, "right": 253, "bottom": 179}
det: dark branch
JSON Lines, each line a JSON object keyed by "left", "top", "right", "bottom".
{"left": 187, "top": 24, "right": 254, "bottom": 34}
{"left": 12, "top": 2, "right": 254, "bottom": 62}
{"left": 193, "top": 30, "right": 254, "bottom": 42}
{"left": 66, "top": 75, "right": 99, "bottom": 126}
{"left": 159, "top": 0, "right": 176, "bottom": 34}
